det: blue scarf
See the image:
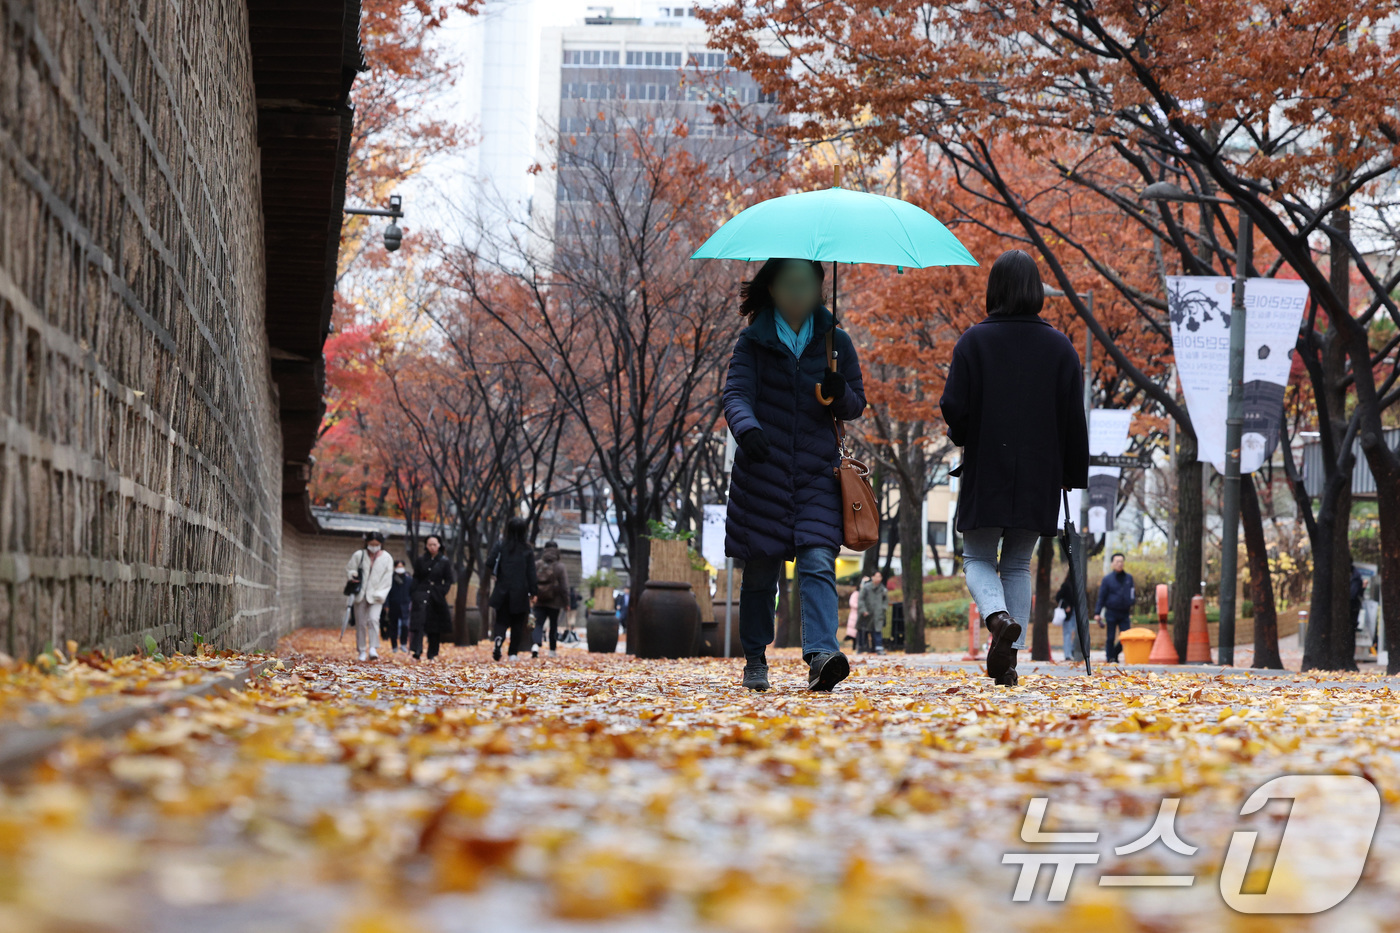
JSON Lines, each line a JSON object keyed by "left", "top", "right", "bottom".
{"left": 773, "top": 310, "right": 813, "bottom": 358}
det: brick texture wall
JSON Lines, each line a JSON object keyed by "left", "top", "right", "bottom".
{"left": 0, "top": 0, "right": 286, "bottom": 656}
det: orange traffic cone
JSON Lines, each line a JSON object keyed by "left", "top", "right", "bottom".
{"left": 1185, "top": 594, "right": 1212, "bottom": 663}
{"left": 1149, "top": 583, "right": 1178, "bottom": 664}
{"left": 963, "top": 602, "right": 981, "bottom": 660}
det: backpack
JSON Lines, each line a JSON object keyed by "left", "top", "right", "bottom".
{"left": 536, "top": 559, "right": 561, "bottom": 605}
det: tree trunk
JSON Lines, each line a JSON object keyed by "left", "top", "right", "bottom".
{"left": 1241, "top": 475, "right": 1282, "bottom": 669}
{"left": 1171, "top": 432, "right": 1204, "bottom": 660}
{"left": 1031, "top": 535, "right": 1053, "bottom": 661}
{"left": 1329, "top": 482, "right": 1357, "bottom": 670}
{"left": 1374, "top": 452, "right": 1400, "bottom": 675}
{"left": 897, "top": 488, "right": 927, "bottom": 654}
{"left": 1303, "top": 466, "right": 1349, "bottom": 670}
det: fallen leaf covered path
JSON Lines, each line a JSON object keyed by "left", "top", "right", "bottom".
{"left": 1, "top": 629, "right": 1398, "bottom": 932}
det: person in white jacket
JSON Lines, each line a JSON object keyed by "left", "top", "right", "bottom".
{"left": 346, "top": 531, "right": 395, "bottom": 661}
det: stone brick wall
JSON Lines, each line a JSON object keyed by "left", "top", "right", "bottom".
{"left": 0, "top": 0, "right": 286, "bottom": 656}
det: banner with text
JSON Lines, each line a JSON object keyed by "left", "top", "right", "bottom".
{"left": 701, "top": 504, "right": 728, "bottom": 570}
{"left": 1166, "top": 276, "right": 1308, "bottom": 473}
{"left": 1087, "top": 409, "right": 1133, "bottom": 534}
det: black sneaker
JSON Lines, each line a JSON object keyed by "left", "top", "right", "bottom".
{"left": 995, "top": 667, "right": 1019, "bottom": 687}
{"left": 492, "top": 638, "right": 503, "bottom": 662}
{"left": 807, "top": 651, "right": 851, "bottom": 692}
{"left": 742, "top": 657, "right": 770, "bottom": 691}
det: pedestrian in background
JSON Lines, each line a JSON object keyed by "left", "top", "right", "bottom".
{"left": 939, "top": 249, "right": 1090, "bottom": 686}
{"left": 346, "top": 531, "right": 393, "bottom": 662}
{"left": 381, "top": 559, "right": 412, "bottom": 652}
{"left": 1095, "top": 552, "right": 1136, "bottom": 663}
{"left": 723, "top": 257, "right": 866, "bottom": 693}
{"left": 489, "top": 517, "right": 537, "bottom": 662}
{"left": 532, "top": 540, "right": 571, "bottom": 658}
{"left": 1055, "top": 570, "right": 1083, "bottom": 663}
{"left": 845, "top": 579, "right": 864, "bottom": 650}
{"left": 858, "top": 571, "right": 888, "bottom": 655}
{"left": 410, "top": 534, "right": 455, "bottom": 661}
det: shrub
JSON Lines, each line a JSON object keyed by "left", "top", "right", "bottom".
{"left": 926, "top": 598, "right": 971, "bottom": 628}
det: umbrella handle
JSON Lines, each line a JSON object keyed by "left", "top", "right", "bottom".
{"left": 815, "top": 345, "right": 838, "bottom": 405}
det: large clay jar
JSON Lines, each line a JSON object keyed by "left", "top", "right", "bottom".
{"left": 633, "top": 580, "right": 701, "bottom": 659}
{"left": 586, "top": 610, "right": 619, "bottom": 654}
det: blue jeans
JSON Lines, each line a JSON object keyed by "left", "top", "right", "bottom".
{"left": 740, "top": 546, "right": 842, "bottom": 663}
{"left": 1062, "top": 611, "right": 1084, "bottom": 661}
{"left": 1103, "top": 613, "right": 1131, "bottom": 661}
{"left": 962, "top": 527, "right": 1039, "bottom": 650}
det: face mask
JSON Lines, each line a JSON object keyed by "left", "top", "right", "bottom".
{"left": 367, "top": 544, "right": 381, "bottom": 554}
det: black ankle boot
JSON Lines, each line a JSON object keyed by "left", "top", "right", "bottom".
{"left": 985, "top": 610, "right": 1021, "bottom": 680}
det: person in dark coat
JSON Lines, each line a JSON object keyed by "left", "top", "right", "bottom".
{"left": 1055, "top": 571, "right": 1083, "bottom": 663}
{"left": 723, "top": 257, "right": 866, "bottom": 693}
{"left": 940, "top": 250, "right": 1089, "bottom": 686}
{"left": 380, "top": 559, "right": 413, "bottom": 652}
{"left": 489, "top": 517, "right": 538, "bottom": 661}
{"left": 1095, "top": 552, "right": 1136, "bottom": 663}
{"left": 410, "top": 534, "right": 456, "bottom": 661}
{"left": 531, "top": 541, "right": 570, "bottom": 658}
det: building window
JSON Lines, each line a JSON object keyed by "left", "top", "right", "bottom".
{"left": 563, "top": 49, "right": 619, "bottom": 67}
{"left": 927, "top": 522, "right": 948, "bottom": 547}
{"left": 626, "top": 50, "right": 683, "bottom": 68}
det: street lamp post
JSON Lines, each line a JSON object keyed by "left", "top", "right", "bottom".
{"left": 1141, "top": 182, "right": 1252, "bottom": 666}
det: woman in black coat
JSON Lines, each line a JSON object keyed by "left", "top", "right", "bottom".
{"left": 722, "top": 258, "right": 866, "bottom": 694}
{"left": 410, "top": 534, "right": 456, "bottom": 661}
{"left": 939, "top": 250, "right": 1089, "bottom": 686}
{"left": 488, "top": 517, "right": 538, "bottom": 661}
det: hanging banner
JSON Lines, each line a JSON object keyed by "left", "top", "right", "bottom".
{"left": 578, "top": 523, "right": 600, "bottom": 580}
{"left": 701, "top": 504, "right": 728, "bottom": 570}
{"left": 1086, "top": 409, "right": 1133, "bottom": 534}
{"left": 1166, "top": 276, "right": 1308, "bottom": 473}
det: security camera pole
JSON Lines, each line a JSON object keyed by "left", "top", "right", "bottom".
{"left": 343, "top": 194, "right": 405, "bottom": 252}
{"left": 1141, "top": 182, "right": 1251, "bottom": 666}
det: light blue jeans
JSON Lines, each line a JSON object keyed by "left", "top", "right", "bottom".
{"left": 1062, "top": 611, "right": 1084, "bottom": 661}
{"left": 962, "top": 527, "right": 1039, "bottom": 650}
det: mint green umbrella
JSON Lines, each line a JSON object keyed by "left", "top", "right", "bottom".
{"left": 691, "top": 185, "right": 978, "bottom": 271}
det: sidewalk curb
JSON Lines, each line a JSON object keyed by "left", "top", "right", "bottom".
{"left": 0, "top": 657, "right": 279, "bottom": 781}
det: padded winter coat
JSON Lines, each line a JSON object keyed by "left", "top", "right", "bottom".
{"left": 723, "top": 306, "right": 866, "bottom": 561}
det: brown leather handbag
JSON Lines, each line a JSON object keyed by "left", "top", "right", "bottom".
{"left": 818, "top": 329, "right": 880, "bottom": 551}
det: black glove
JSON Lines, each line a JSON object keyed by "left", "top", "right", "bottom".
{"left": 738, "top": 428, "right": 771, "bottom": 464}
{"left": 820, "top": 370, "right": 847, "bottom": 402}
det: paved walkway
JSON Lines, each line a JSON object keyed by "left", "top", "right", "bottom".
{"left": 1, "top": 629, "right": 1396, "bottom": 932}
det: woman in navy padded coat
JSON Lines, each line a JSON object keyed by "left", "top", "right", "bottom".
{"left": 723, "top": 258, "right": 866, "bottom": 693}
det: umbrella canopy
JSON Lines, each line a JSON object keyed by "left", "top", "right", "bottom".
{"left": 691, "top": 186, "right": 978, "bottom": 268}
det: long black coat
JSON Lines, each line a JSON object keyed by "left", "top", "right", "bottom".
{"left": 488, "top": 542, "right": 538, "bottom": 615}
{"left": 723, "top": 306, "right": 866, "bottom": 561}
{"left": 411, "top": 552, "right": 455, "bottom": 635}
{"left": 940, "top": 315, "right": 1089, "bottom": 535}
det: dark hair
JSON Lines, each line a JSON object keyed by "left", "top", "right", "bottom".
{"left": 1112, "top": 552, "right": 1126, "bottom": 562}
{"left": 544, "top": 540, "right": 558, "bottom": 549}
{"left": 505, "top": 516, "right": 530, "bottom": 552}
{"left": 737, "top": 258, "right": 825, "bottom": 321}
{"left": 986, "top": 249, "right": 1044, "bottom": 317}
{"left": 425, "top": 533, "right": 442, "bottom": 547}
{"left": 366, "top": 530, "right": 385, "bottom": 544}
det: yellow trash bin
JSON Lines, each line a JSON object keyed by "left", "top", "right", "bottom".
{"left": 1119, "top": 627, "right": 1158, "bottom": 665}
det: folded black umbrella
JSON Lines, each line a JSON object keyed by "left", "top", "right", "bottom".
{"left": 1060, "top": 490, "right": 1092, "bottom": 676}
